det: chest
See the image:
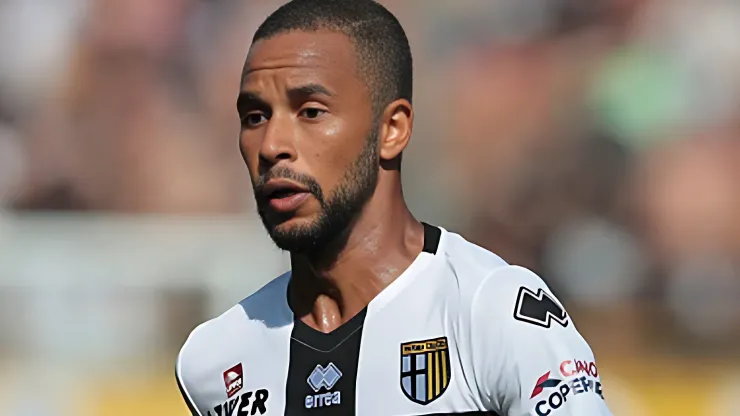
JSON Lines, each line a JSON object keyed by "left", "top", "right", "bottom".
{"left": 199, "top": 300, "right": 484, "bottom": 416}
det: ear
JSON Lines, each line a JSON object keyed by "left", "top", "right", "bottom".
{"left": 378, "top": 99, "right": 413, "bottom": 161}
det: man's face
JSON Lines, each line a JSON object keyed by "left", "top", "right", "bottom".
{"left": 238, "top": 31, "right": 379, "bottom": 253}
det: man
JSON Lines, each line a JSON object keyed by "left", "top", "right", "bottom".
{"left": 176, "top": 1, "right": 613, "bottom": 415}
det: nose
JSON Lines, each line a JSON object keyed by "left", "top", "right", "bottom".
{"left": 258, "top": 112, "right": 296, "bottom": 171}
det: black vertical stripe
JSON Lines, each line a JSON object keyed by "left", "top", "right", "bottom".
{"left": 284, "top": 309, "right": 367, "bottom": 415}
{"left": 421, "top": 223, "right": 441, "bottom": 254}
{"left": 410, "top": 355, "right": 418, "bottom": 399}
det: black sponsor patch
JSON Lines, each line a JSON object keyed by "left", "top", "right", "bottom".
{"left": 513, "top": 287, "right": 569, "bottom": 328}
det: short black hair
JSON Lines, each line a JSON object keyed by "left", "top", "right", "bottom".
{"left": 251, "top": 0, "right": 413, "bottom": 115}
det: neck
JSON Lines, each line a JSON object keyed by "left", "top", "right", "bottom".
{"left": 288, "top": 176, "right": 424, "bottom": 333}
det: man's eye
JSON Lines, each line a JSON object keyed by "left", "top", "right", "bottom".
{"left": 243, "top": 113, "right": 267, "bottom": 127}
{"left": 300, "top": 108, "right": 327, "bottom": 119}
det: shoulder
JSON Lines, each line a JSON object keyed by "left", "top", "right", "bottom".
{"left": 178, "top": 271, "right": 291, "bottom": 358}
{"left": 175, "top": 272, "right": 292, "bottom": 396}
{"left": 435, "top": 229, "right": 510, "bottom": 296}
{"left": 471, "top": 264, "right": 568, "bottom": 331}
{"left": 437, "top": 228, "right": 575, "bottom": 337}
{"left": 437, "top": 230, "right": 576, "bottom": 337}
{"left": 435, "top": 229, "right": 567, "bottom": 332}
{"left": 175, "top": 302, "right": 248, "bottom": 415}
{"left": 468, "top": 264, "right": 593, "bottom": 368}
{"left": 441, "top": 230, "right": 510, "bottom": 274}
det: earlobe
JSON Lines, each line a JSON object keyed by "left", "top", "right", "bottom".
{"left": 379, "top": 99, "right": 413, "bottom": 161}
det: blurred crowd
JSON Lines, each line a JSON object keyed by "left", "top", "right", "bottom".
{"left": 1, "top": 0, "right": 740, "bottom": 413}
{"left": 4, "top": 0, "right": 740, "bottom": 353}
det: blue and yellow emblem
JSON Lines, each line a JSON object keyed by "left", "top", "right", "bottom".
{"left": 400, "top": 336, "right": 451, "bottom": 405}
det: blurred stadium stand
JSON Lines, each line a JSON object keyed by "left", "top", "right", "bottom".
{"left": 2, "top": 0, "right": 740, "bottom": 414}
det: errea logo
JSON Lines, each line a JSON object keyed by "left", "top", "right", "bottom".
{"left": 307, "top": 363, "right": 342, "bottom": 392}
{"left": 305, "top": 363, "right": 342, "bottom": 409}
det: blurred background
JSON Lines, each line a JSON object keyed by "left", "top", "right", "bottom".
{"left": 1, "top": 0, "right": 740, "bottom": 414}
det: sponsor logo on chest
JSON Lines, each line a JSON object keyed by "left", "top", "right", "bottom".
{"left": 210, "top": 363, "right": 270, "bottom": 415}
{"left": 305, "top": 363, "right": 342, "bottom": 409}
{"left": 224, "top": 364, "right": 244, "bottom": 398}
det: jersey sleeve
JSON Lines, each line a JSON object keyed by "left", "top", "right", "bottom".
{"left": 176, "top": 348, "right": 204, "bottom": 416}
{"left": 175, "top": 325, "right": 210, "bottom": 416}
{"left": 470, "top": 265, "right": 613, "bottom": 416}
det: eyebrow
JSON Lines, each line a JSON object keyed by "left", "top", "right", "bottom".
{"left": 286, "top": 83, "right": 334, "bottom": 100}
{"left": 236, "top": 91, "right": 266, "bottom": 113}
{"left": 236, "top": 83, "right": 334, "bottom": 112}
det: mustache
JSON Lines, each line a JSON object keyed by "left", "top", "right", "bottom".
{"left": 254, "top": 167, "right": 324, "bottom": 201}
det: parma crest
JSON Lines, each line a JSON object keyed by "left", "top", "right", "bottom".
{"left": 400, "top": 337, "right": 451, "bottom": 405}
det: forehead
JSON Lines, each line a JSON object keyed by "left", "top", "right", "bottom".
{"left": 242, "top": 31, "right": 362, "bottom": 91}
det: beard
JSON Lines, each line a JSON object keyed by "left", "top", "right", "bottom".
{"left": 254, "top": 129, "right": 379, "bottom": 255}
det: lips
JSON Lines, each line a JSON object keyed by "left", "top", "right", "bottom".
{"left": 262, "top": 179, "right": 309, "bottom": 198}
{"left": 260, "top": 179, "right": 311, "bottom": 213}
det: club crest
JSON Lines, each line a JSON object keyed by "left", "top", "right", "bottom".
{"left": 400, "top": 337, "right": 451, "bottom": 405}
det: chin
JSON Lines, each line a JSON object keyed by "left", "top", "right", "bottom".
{"left": 268, "top": 213, "right": 316, "bottom": 232}
{"left": 268, "top": 229, "right": 322, "bottom": 254}
{"left": 261, "top": 215, "right": 323, "bottom": 252}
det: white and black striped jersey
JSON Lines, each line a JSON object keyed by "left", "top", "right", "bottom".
{"left": 176, "top": 223, "right": 613, "bottom": 416}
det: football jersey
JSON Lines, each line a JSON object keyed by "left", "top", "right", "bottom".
{"left": 176, "top": 223, "right": 613, "bottom": 416}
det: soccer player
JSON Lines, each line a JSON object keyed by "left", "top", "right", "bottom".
{"left": 176, "top": 1, "right": 613, "bottom": 415}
